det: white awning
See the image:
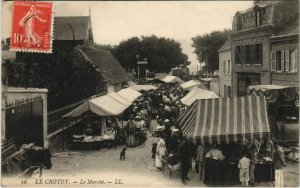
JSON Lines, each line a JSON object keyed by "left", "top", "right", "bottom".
{"left": 130, "top": 85, "right": 158, "bottom": 91}
{"left": 181, "top": 87, "right": 219, "bottom": 106}
{"left": 117, "top": 87, "right": 142, "bottom": 103}
{"left": 89, "top": 95, "right": 128, "bottom": 115}
{"left": 107, "top": 92, "right": 132, "bottom": 106}
{"left": 161, "top": 75, "right": 184, "bottom": 84}
{"left": 63, "top": 88, "right": 142, "bottom": 117}
{"left": 180, "top": 80, "right": 201, "bottom": 90}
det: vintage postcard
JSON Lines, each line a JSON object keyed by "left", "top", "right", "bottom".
{"left": 1, "top": 0, "right": 299, "bottom": 187}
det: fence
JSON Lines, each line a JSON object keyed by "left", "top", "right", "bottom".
{"left": 47, "top": 91, "right": 107, "bottom": 138}
{"left": 5, "top": 97, "right": 44, "bottom": 147}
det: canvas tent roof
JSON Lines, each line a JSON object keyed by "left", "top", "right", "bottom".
{"left": 181, "top": 87, "right": 218, "bottom": 106}
{"left": 161, "top": 75, "right": 184, "bottom": 84}
{"left": 117, "top": 87, "right": 142, "bottom": 103}
{"left": 130, "top": 85, "right": 158, "bottom": 91}
{"left": 180, "top": 80, "right": 201, "bottom": 90}
{"left": 153, "top": 73, "right": 168, "bottom": 80}
{"left": 247, "top": 85, "right": 299, "bottom": 103}
{"left": 63, "top": 88, "right": 141, "bottom": 117}
{"left": 178, "top": 96, "right": 270, "bottom": 144}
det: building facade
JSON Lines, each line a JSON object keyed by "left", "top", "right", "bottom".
{"left": 231, "top": 2, "right": 275, "bottom": 96}
{"left": 270, "top": 28, "right": 299, "bottom": 87}
{"left": 218, "top": 38, "right": 232, "bottom": 97}
{"left": 231, "top": 1, "right": 299, "bottom": 96}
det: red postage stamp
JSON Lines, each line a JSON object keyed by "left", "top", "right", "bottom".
{"left": 10, "top": 1, "right": 54, "bottom": 53}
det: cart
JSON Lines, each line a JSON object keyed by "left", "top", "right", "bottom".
{"left": 2, "top": 143, "right": 52, "bottom": 179}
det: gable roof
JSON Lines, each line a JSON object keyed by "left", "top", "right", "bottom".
{"left": 237, "top": 1, "right": 277, "bottom": 14}
{"left": 275, "top": 20, "right": 299, "bottom": 36}
{"left": 54, "top": 16, "right": 93, "bottom": 41}
{"left": 218, "top": 38, "right": 231, "bottom": 52}
{"left": 79, "top": 46, "right": 129, "bottom": 85}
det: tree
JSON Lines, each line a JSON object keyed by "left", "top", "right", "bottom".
{"left": 111, "top": 35, "right": 190, "bottom": 73}
{"left": 192, "top": 29, "right": 231, "bottom": 74}
{"left": 2, "top": 48, "right": 106, "bottom": 111}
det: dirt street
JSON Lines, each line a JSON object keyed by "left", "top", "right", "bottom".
{"left": 2, "top": 131, "right": 298, "bottom": 187}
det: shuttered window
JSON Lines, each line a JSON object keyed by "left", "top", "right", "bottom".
{"left": 228, "top": 60, "right": 231, "bottom": 74}
{"left": 285, "top": 50, "right": 290, "bottom": 71}
{"left": 291, "top": 49, "right": 298, "bottom": 72}
{"left": 281, "top": 51, "right": 285, "bottom": 71}
{"left": 271, "top": 51, "right": 276, "bottom": 71}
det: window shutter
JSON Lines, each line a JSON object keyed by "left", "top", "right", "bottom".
{"left": 271, "top": 51, "right": 276, "bottom": 71}
{"left": 223, "top": 60, "right": 226, "bottom": 74}
{"left": 228, "top": 60, "right": 231, "bottom": 74}
{"left": 285, "top": 50, "right": 290, "bottom": 72}
{"left": 294, "top": 49, "right": 298, "bottom": 72}
{"left": 281, "top": 51, "right": 285, "bottom": 71}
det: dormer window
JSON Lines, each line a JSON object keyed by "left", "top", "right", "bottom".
{"left": 255, "top": 8, "right": 264, "bottom": 27}
{"left": 237, "top": 16, "right": 243, "bottom": 31}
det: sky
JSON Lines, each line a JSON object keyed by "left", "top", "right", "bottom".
{"left": 2, "top": 1, "right": 252, "bottom": 73}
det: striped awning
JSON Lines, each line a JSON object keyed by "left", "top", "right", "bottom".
{"left": 177, "top": 96, "right": 270, "bottom": 144}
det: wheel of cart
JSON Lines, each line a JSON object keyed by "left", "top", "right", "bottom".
{"left": 283, "top": 146, "right": 299, "bottom": 162}
{"left": 161, "top": 154, "right": 181, "bottom": 179}
{"left": 2, "top": 143, "right": 52, "bottom": 180}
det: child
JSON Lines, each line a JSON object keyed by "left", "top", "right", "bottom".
{"left": 238, "top": 153, "right": 250, "bottom": 187}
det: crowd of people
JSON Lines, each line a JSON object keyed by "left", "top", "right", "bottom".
{"left": 106, "top": 82, "right": 287, "bottom": 187}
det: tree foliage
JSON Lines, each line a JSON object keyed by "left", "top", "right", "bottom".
{"left": 111, "top": 35, "right": 190, "bottom": 73}
{"left": 2, "top": 49, "right": 105, "bottom": 111}
{"left": 192, "top": 29, "right": 231, "bottom": 74}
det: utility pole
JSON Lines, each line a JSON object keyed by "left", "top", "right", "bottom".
{"left": 137, "top": 54, "right": 139, "bottom": 81}
{"left": 206, "top": 49, "right": 208, "bottom": 79}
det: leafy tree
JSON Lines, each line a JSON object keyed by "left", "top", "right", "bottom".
{"left": 111, "top": 35, "right": 190, "bottom": 73}
{"left": 2, "top": 48, "right": 105, "bottom": 111}
{"left": 192, "top": 29, "right": 231, "bottom": 74}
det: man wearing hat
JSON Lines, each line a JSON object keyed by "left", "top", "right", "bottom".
{"left": 163, "top": 119, "right": 172, "bottom": 153}
{"left": 169, "top": 129, "right": 180, "bottom": 153}
{"left": 178, "top": 136, "right": 190, "bottom": 185}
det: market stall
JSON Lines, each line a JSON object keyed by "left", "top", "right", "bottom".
{"left": 161, "top": 75, "right": 184, "bottom": 84}
{"left": 153, "top": 73, "right": 168, "bottom": 80}
{"left": 247, "top": 85, "right": 299, "bottom": 144}
{"left": 180, "top": 79, "right": 201, "bottom": 90}
{"left": 130, "top": 85, "right": 158, "bottom": 92}
{"left": 117, "top": 87, "right": 142, "bottom": 103}
{"left": 63, "top": 89, "right": 142, "bottom": 149}
{"left": 180, "top": 87, "right": 218, "bottom": 106}
{"left": 177, "top": 96, "right": 274, "bottom": 185}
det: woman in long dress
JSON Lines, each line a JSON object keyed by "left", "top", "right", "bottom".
{"left": 150, "top": 116, "right": 159, "bottom": 136}
{"left": 126, "top": 120, "right": 136, "bottom": 147}
{"left": 155, "top": 137, "right": 167, "bottom": 169}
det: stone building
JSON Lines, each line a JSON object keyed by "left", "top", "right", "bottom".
{"left": 231, "top": 1, "right": 299, "bottom": 96}
{"left": 270, "top": 22, "right": 299, "bottom": 87}
{"left": 218, "top": 38, "right": 232, "bottom": 97}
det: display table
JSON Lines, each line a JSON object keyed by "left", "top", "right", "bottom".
{"left": 204, "top": 159, "right": 274, "bottom": 186}
{"left": 70, "top": 134, "right": 114, "bottom": 150}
